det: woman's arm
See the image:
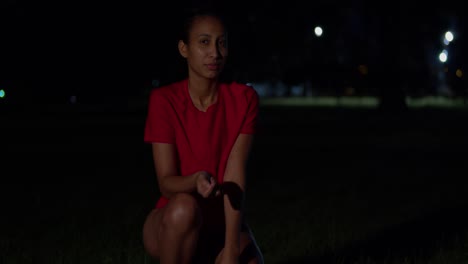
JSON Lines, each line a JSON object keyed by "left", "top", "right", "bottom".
{"left": 222, "top": 134, "right": 253, "bottom": 258}
{"left": 152, "top": 142, "right": 216, "bottom": 199}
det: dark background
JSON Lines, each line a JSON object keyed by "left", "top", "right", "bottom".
{"left": 1, "top": 1, "right": 468, "bottom": 262}
{"left": 1, "top": 0, "right": 467, "bottom": 108}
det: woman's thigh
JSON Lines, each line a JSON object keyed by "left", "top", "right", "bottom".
{"left": 141, "top": 194, "right": 214, "bottom": 260}
{"left": 142, "top": 195, "right": 263, "bottom": 263}
{"left": 142, "top": 207, "right": 164, "bottom": 259}
{"left": 142, "top": 193, "right": 202, "bottom": 259}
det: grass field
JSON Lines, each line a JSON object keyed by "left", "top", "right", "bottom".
{"left": 260, "top": 96, "right": 468, "bottom": 109}
{"left": 1, "top": 101, "right": 468, "bottom": 263}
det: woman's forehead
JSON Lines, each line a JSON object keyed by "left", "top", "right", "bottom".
{"left": 190, "top": 16, "right": 226, "bottom": 36}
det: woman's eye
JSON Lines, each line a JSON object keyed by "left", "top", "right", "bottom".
{"left": 201, "top": 39, "right": 209, "bottom": 45}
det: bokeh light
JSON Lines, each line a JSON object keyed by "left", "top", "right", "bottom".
{"left": 314, "top": 26, "right": 323, "bottom": 37}
{"left": 439, "top": 50, "right": 448, "bottom": 63}
{"left": 445, "top": 31, "right": 454, "bottom": 42}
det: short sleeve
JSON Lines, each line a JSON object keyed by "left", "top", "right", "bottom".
{"left": 144, "top": 90, "right": 175, "bottom": 144}
{"left": 240, "top": 87, "right": 259, "bottom": 134}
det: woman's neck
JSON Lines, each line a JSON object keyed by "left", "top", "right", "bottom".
{"left": 187, "top": 77, "right": 218, "bottom": 110}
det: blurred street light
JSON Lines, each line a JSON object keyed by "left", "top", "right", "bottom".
{"left": 314, "top": 26, "right": 323, "bottom": 37}
{"left": 439, "top": 49, "right": 448, "bottom": 63}
{"left": 444, "top": 31, "right": 454, "bottom": 45}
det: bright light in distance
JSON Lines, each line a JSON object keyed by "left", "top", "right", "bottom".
{"left": 0, "top": 89, "right": 5, "bottom": 98}
{"left": 439, "top": 50, "right": 448, "bottom": 63}
{"left": 445, "top": 31, "right": 454, "bottom": 42}
{"left": 314, "top": 26, "right": 323, "bottom": 37}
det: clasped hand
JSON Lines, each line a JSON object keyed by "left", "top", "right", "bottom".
{"left": 195, "top": 171, "right": 221, "bottom": 198}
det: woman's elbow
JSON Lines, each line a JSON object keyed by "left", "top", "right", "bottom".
{"left": 158, "top": 178, "right": 173, "bottom": 199}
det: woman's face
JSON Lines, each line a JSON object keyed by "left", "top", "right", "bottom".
{"left": 178, "top": 15, "right": 228, "bottom": 80}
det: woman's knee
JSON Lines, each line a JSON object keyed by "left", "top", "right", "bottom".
{"left": 161, "top": 193, "right": 202, "bottom": 231}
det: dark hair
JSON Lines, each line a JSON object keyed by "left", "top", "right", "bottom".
{"left": 179, "top": 5, "right": 228, "bottom": 44}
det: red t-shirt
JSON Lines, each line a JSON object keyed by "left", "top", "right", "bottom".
{"left": 144, "top": 79, "right": 259, "bottom": 208}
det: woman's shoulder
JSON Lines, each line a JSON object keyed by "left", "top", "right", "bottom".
{"left": 224, "top": 81, "right": 258, "bottom": 98}
{"left": 149, "top": 79, "right": 187, "bottom": 101}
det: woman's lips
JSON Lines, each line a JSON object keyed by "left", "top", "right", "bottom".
{"left": 206, "top": 64, "right": 220, "bottom": 70}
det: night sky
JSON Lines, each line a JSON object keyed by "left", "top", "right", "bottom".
{"left": 1, "top": 0, "right": 467, "bottom": 106}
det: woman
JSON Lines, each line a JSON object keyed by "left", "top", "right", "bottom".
{"left": 142, "top": 6, "right": 264, "bottom": 264}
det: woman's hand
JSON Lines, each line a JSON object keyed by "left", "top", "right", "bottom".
{"left": 194, "top": 171, "right": 219, "bottom": 198}
{"left": 215, "top": 248, "right": 239, "bottom": 264}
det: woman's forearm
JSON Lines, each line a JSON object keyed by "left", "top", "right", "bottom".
{"left": 220, "top": 134, "right": 253, "bottom": 255}
{"left": 160, "top": 173, "right": 198, "bottom": 198}
{"left": 222, "top": 179, "right": 246, "bottom": 255}
{"left": 223, "top": 193, "right": 242, "bottom": 254}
